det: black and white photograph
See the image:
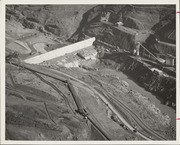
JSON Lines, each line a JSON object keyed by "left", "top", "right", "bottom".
{"left": 0, "top": 0, "right": 179, "bottom": 143}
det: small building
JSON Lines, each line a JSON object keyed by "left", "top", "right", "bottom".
{"left": 77, "top": 46, "right": 97, "bottom": 60}
{"left": 166, "top": 54, "right": 175, "bottom": 66}
{"left": 115, "top": 21, "right": 124, "bottom": 26}
{"left": 100, "top": 11, "right": 111, "bottom": 22}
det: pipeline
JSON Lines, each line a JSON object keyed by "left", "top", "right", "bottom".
{"left": 138, "top": 42, "right": 163, "bottom": 63}
{"left": 87, "top": 116, "right": 110, "bottom": 140}
{"left": 66, "top": 80, "right": 88, "bottom": 116}
{"left": 66, "top": 79, "right": 110, "bottom": 140}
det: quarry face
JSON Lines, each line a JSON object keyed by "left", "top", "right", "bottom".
{"left": 5, "top": 5, "right": 176, "bottom": 140}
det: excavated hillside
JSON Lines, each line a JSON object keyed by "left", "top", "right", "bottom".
{"left": 69, "top": 5, "right": 175, "bottom": 43}
{"left": 7, "top": 5, "right": 176, "bottom": 43}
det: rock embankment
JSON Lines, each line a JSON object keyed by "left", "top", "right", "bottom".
{"left": 121, "top": 56, "right": 176, "bottom": 108}
{"left": 101, "top": 53, "right": 176, "bottom": 109}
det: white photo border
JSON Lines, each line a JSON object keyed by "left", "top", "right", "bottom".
{"left": 0, "top": 0, "right": 179, "bottom": 144}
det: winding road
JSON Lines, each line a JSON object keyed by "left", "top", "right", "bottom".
{"left": 9, "top": 61, "right": 167, "bottom": 140}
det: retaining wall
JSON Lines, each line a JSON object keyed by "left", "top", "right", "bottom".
{"left": 24, "top": 37, "right": 96, "bottom": 64}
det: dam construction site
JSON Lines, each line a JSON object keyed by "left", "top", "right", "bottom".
{"left": 5, "top": 4, "right": 176, "bottom": 140}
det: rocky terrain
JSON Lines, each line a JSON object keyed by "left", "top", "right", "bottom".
{"left": 6, "top": 5, "right": 95, "bottom": 40}
{"left": 5, "top": 5, "right": 176, "bottom": 140}
{"left": 100, "top": 53, "right": 176, "bottom": 108}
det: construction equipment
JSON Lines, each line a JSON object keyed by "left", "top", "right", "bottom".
{"left": 138, "top": 42, "right": 165, "bottom": 64}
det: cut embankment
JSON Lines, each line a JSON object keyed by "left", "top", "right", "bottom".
{"left": 101, "top": 53, "right": 176, "bottom": 108}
